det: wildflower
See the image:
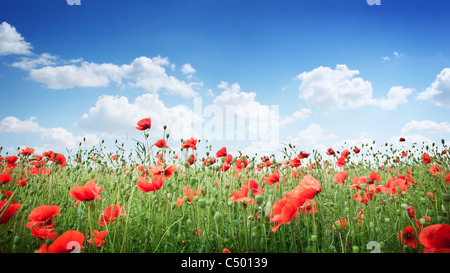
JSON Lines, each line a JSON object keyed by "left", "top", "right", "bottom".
{"left": 182, "top": 137, "right": 197, "bottom": 150}
{"left": 31, "top": 225, "right": 57, "bottom": 240}
{"left": 332, "top": 171, "right": 347, "bottom": 185}
{"left": 26, "top": 205, "right": 60, "bottom": 229}
{"left": 37, "top": 230, "right": 85, "bottom": 253}
{"left": 0, "top": 200, "right": 22, "bottom": 224}
{"left": 87, "top": 230, "right": 108, "bottom": 248}
{"left": 154, "top": 139, "right": 169, "bottom": 148}
{"left": 216, "top": 147, "right": 227, "bottom": 158}
{"left": 136, "top": 118, "right": 151, "bottom": 131}
{"left": 19, "top": 147, "right": 34, "bottom": 156}
{"left": 98, "top": 205, "right": 125, "bottom": 226}
{"left": 69, "top": 180, "right": 104, "bottom": 206}
{"left": 419, "top": 224, "right": 450, "bottom": 253}
{"left": 397, "top": 226, "right": 417, "bottom": 248}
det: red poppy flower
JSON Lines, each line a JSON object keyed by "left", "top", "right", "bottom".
{"left": 14, "top": 179, "right": 29, "bottom": 187}
{"left": 228, "top": 180, "right": 264, "bottom": 204}
{"left": 353, "top": 147, "right": 360, "bottom": 154}
{"left": 136, "top": 118, "right": 152, "bottom": 131}
{"left": 289, "top": 156, "right": 302, "bottom": 168}
{"left": 266, "top": 170, "right": 280, "bottom": 186}
{"left": 31, "top": 225, "right": 57, "bottom": 240}
{"left": 299, "top": 200, "right": 317, "bottom": 214}
{"left": 381, "top": 176, "right": 408, "bottom": 194}
{"left": 182, "top": 137, "right": 197, "bottom": 150}
{"left": 6, "top": 156, "right": 18, "bottom": 169}
{"left": 176, "top": 186, "right": 201, "bottom": 207}
{"left": 399, "top": 137, "right": 405, "bottom": 142}
{"left": 98, "top": 205, "right": 125, "bottom": 226}
{"left": 445, "top": 173, "right": 450, "bottom": 184}
{"left": 0, "top": 200, "right": 22, "bottom": 224}
{"left": 235, "top": 156, "right": 248, "bottom": 173}
{"left": 333, "top": 171, "right": 347, "bottom": 185}
{"left": 402, "top": 151, "right": 407, "bottom": 157}
{"left": 0, "top": 173, "right": 13, "bottom": 185}
{"left": 223, "top": 248, "right": 231, "bottom": 253}
{"left": 216, "top": 147, "right": 227, "bottom": 158}
{"left": 333, "top": 219, "right": 348, "bottom": 230}
{"left": 397, "top": 225, "right": 417, "bottom": 248}
{"left": 336, "top": 156, "right": 346, "bottom": 167}
{"left": 154, "top": 139, "right": 169, "bottom": 148}
{"left": 407, "top": 206, "right": 415, "bottom": 218}
{"left": 26, "top": 205, "right": 60, "bottom": 229}
{"left": 87, "top": 230, "right": 108, "bottom": 248}
{"left": 49, "top": 153, "right": 66, "bottom": 166}
{"left": 137, "top": 174, "right": 164, "bottom": 193}
{"left": 326, "top": 148, "right": 335, "bottom": 155}
{"left": 419, "top": 224, "right": 450, "bottom": 253}
{"left": 111, "top": 155, "right": 117, "bottom": 160}
{"left": 149, "top": 162, "right": 178, "bottom": 179}
{"left": 19, "top": 147, "right": 35, "bottom": 156}
{"left": 298, "top": 151, "right": 310, "bottom": 159}
{"left": 69, "top": 180, "right": 104, "bottom": 207}
{"left": 429, "top": 165, "right": 444, "bottom": 176}
{"left": 423, "top": 152, "right": 431, "bottom": 165}
{"left": 341, "top": 149, "right": 350, "bottom": 159}
{"left": 37, "top": 230, "right": 85, "bottom": 253}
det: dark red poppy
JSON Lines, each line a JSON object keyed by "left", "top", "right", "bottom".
{"left": 397, "top": 225, "right": 417, "bottom": 248}
{"left": 419, "top": 224, "right": 450, "bottom": 253}
{"left": 136, "top": 118, "right": 151, "bottom": 131}
{"left": 6, "top": 156, "right": 18, "bottom": 169}
{"left": 399, "top": 137, "right": 406, "bottom": 142}
{"left": 341, "top": 149, "right": 350, "bottom": 159}
{"left": 353, "top": 147, "right": 360, "bottom": 154}
{"left": 298, "top": 151, "right": 310, "bottom": 159}
{"left": 326, "top": 148, "right": 335, "bottom": 155}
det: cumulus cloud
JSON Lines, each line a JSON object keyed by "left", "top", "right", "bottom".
{"left": 0, "top": 116, "right": 43, "bottom": 133}
{"left": 401, "top": 120, "right": 450, "bottom": 134}
{"left": 211, "top": 81, "right": 280, "bottom": 143}
{"left": 11, "top": 53, "right": 58, "bottom": 70}
{"left": 0, "top": 22, "right": 32, "bottom": 56}
{"left": 25, "top": 56, "right": 201, "bottom": 98}
{"left": 181, "top": 63, "right": 196, "bottom": 74}
{"left": 286, "top": 124, "right": 337, "bottom": 146}
{"left": 417, "top": 68, "right": 450, "bottom": 107}
{"left": 76, "top": 93, "right": 202, "bottom": 142}
{"left": 279, "top": 108, "right": 311, "bottom": 126}
{"left": 296, "top": 64, "right": 413, "bottom": 113}
{"left": 0, "top": 116, "right": 99, "bottom": 151}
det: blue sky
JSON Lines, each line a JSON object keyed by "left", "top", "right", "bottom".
{"left": 1, "top": 0, "right": 449, "bottom": 160}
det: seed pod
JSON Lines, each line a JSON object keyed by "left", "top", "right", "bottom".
{"left": 214, "top": 211, "right": 222, "bottom": 223}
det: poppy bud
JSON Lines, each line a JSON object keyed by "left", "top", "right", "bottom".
{"left": 376, "top": 207, "right": 381, "bottom": 213}
{"left": 400, "top": 203, "right": 408, "bottom": 210}
{"left": 384, "top": 217, "right": 390, "bottom": 223}
{"left": 183, "top": 196, "right": 189, "bottom": 202}
{"left": 442, "top": 193, "right": 450, "bottom": 203}
{"left": 255, "top": 195, "right": 264, "bottom": 205}
{"left": 311, "top": 235, "right": 318, "bottom": 243}
{"left": 13, "top": 236, "right": 21, "bottom": 245}
{"left": 190, "top": 177, "right": 197, "bottom": 183}
{"left": 335, "top": 222, "right": 342, "bottom": 231}
{"left": 198, "top": 198, "right": 206, "bottom": 208}
{"left": 227, "top": 201, "right": 232, "bottom": 206}
{"left": 352, "top": 246, "right": 359, "bottom": 253}
{"left": 214, "top": 211, "right": 222, "bottom": 223}
{"left": 194, "top": 195, "right": 200, "bottom": 202}
{"left": 360, "top": 183, "right": 366, "bottom": 190}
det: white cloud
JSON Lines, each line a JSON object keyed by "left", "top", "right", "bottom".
{"left": 212, "top": 81, "right": 280, "bottom": 143}
{"left": 296, "top": 64, "right": 413, "bottom": 113}
{"left": 0, "top": 116, "right": 43, "bottom": 133}
{"left": 382, "top": 56, "right": 390, "bottom": 61}
{"left": 0, "top": 116, "right": 99, "bottom": 152}
{"left": 373, "top": 86, "right": 414, "bottom": 110}
{"left": 26, "top": 56, "right": 201, "bottom": 98}
{"left": 11, "top": 53, "right": 58, "bottom": 70}
{"left": 0, "top": 22, "right": 32, "bottom": 56}
{"left": 417, "top": 68, "right": 450, "bottom": 107}
{"left": 280, "top": 108, "right": 311, "bottom": 126}
{"left": 402, "top": 120, "right": 450, "bottom": 134}
{"left": 287, "top": 124, "right": 336, "bottom": 146}
{"left": 181, "top": 63, "right": 196, "bottom": 74}
{"left": 76, "top": 93, "right": 201, "bottom": 141}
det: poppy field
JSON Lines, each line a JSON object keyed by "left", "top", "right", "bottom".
{"left": 1, "top": 118, "right": 449, "bottom": 254}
